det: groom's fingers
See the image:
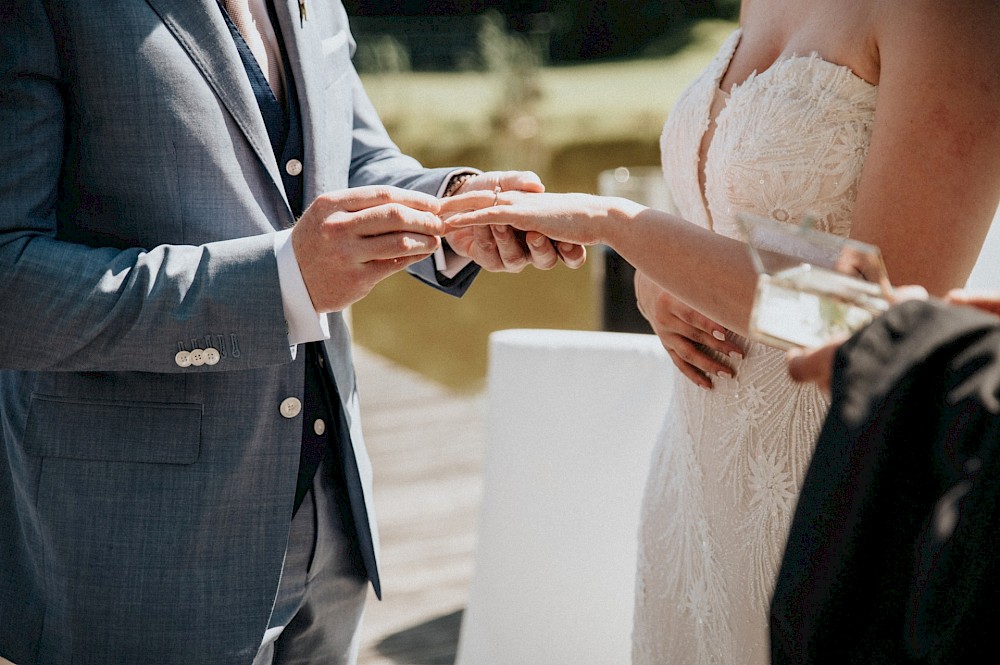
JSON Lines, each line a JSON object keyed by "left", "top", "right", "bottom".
{"left": 492, "top": 170, "right": 545, "bottom": 194}
{"left": 524, "top": 232, "right": 560, "bottom": 270}
{"left": 439, "top": 194, "right": 496, "bottom": 221}
{"left": 491, "top": 225, "right": 531, "bottom": 272}
{"left": 556, "top": 242, "right": 587, "bottom": 269}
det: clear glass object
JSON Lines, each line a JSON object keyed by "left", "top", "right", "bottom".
{"left": 736, "top": 214, "right": 893, "bottom": 350}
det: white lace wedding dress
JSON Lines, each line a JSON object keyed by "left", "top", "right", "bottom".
{"left": 632, "top": 29, "right": 878, "bottom": 665}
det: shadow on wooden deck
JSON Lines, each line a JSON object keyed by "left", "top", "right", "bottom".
{"left": 372, "top": 610, "right": 464, "bottom": 665}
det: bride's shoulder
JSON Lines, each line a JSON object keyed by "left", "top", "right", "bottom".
{"left": 873, "top": 0, "right": 1000, "bottom": 58}
{"left": 868, "top": 0, "right": 999, "bottom": 96}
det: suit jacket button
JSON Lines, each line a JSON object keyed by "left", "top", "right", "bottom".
{"left": 203, "top": 348, "right": 221, "bottom": 366}
{"left": 313, "top": 418, "right": 326, "bottom": 436}
{"left": 280, "top": 397, "right": 302, "bottom": 419}
{"left": 285, "top": 158, "right": 303, "bottom": 176}
{"left": 189, "top": 349, "right": 206, "bottom": 366}
{"left": 175, "top": 350, "right": 192, "bottom": 368}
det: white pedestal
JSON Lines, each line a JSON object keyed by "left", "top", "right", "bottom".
{"left": 456, "top": 329, "right": 675, "bottom": 665}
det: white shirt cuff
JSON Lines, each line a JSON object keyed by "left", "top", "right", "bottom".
{"left": 435, "top": 169, "right": 479, "bottom": 277}
{"left": 274, "top": 229, "right": 330, "bottom": 348}
{"left": 434, "top": 244, "right": 473, "bottom": 278}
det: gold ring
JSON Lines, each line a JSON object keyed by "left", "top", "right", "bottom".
{"left": 491, "top": 185, "right": 502, "bottom": 207}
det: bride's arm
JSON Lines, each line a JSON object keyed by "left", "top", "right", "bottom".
{"left": 443, "top": 191, "right": 763, "bottom": 336}
{"left": 848, "top": 0, "right": 1000, "bottom": 295}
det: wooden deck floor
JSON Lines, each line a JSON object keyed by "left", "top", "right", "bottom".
{"left": 352, "top": 347, "right": 486, "bottom": 665}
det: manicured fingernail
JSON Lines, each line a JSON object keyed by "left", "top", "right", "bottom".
{"left": 729, "top": 351, "right": 744, "bottom": 360}
{"left": 530, "top": 234, "right": 546, "bottom": 247}
{"left": 713, "top": 330, "right": 726, "bottom": 341}
{"left": 699, "top": 383, "right": 712, "bottom": 391}
{"left": 717, "top": 370, "right": 733, "bottom": 380}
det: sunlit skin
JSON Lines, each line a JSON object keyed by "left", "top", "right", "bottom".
{"left": 290, "top": 171, "right": 586, "bottom": 313}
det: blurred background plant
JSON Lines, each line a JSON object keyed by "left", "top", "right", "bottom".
{"left": 473, "top": 11, "right": 544, "bottom": 169}
{"left": 354, "top": 33, "right": 412, "bottom": 74}
{"left": 344, "top": 1, "right": 738, "bottom": 391}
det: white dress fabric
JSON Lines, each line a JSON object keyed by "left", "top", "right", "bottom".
{"left": 632, "top": 29, "right": 878, "bottom": 665}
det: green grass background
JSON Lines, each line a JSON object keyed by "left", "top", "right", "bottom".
{"left": 351, "top": 20, "right": 736, "bottom": 392}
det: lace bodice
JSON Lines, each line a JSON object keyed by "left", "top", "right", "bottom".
{"left": 633, "top": 29, "right": 878, "bottom": 665}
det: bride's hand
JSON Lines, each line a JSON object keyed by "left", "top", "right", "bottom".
{"left": 635, "top": 270, "right": 745, "bottom": 390}
{"left": 444, "top": 172, "right": 586, "bottom": 271}
{"left": 442, "top": 189, "right": 642, "bottom": 248}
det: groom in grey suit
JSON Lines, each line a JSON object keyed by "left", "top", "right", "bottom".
{"left": 0, "top": 1, "right": 581, "bottom": 664}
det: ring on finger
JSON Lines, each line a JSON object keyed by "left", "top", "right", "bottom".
{"left": 491, "top": 185, "right": 502, "bottom": 207}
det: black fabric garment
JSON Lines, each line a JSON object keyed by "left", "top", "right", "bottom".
{"left": 770, "top": 299, "right": 1000, "bottom": 663}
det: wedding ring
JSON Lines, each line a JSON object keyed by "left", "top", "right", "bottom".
{"left": 491, "top": 185, "right": 502, "bottom": 207}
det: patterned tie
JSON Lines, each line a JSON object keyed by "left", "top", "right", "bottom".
{"left": 223, "top": 0, "right": 284, "bottom": 101}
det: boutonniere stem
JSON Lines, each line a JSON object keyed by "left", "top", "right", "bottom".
{"left": 298, "top": 0, "right": 307, "bottom": 26}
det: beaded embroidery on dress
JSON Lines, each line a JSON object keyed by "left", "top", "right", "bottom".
{"left": 631, "top": 29, "right": 877, "bottom": 665}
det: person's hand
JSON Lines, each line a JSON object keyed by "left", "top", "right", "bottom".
{"left": 946, "top": 288, "right": 1000, "bottom": 316}
{"left": 785, "top": 335, "right": 849, "bottom": 399}
{"left": 786, "top": 284, "right": 930, "bottom": 397}
{"left": 445, "top": 171, "right": 586, "bottom": 272}
{"left": 442, "top": 189, "right": 641, "bottom": 249}
{"left": 635, "top": 270, "right": 745, "bottom": 390}
{"left": 291, "top": 186, "right": 446, "bottom": 313}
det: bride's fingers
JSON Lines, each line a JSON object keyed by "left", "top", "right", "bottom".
{"left": 444, "top": 207, "right": 511, "bottom": 228}
{"left": 669, "top": 333, "right": 735, "bottom": 380}
{"left": 439, "top": 191, "right": 503, "bottom": 219}
{"left": 666, "top": 347, "right": 713, "bottom": 390}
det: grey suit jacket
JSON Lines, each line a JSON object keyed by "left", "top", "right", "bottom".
{"left": 0, "top": 1, "right": 469, "bottom": 663}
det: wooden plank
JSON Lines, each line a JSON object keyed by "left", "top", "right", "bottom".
{"left": 354, "top": 347, "right": 485, "bottom": 665}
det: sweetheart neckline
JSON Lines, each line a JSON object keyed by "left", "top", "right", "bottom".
{"left": 719, "top": 29, "right": 877, "bottom": 97}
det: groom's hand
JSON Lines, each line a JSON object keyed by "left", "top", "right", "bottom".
{"left": 292, "top": 186, "right": 445, "bottom": 313}
{"left": 445, "top": 171, "right": 586, "bottom": 272}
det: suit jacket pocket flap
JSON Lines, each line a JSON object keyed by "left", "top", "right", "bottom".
{"left": 25, "top": 395, "right": 202, "bottom": 465}
{"left": 322, "top": 31, "right": 348, "bottom": 56}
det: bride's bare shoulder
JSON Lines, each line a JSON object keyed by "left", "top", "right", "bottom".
{"left": 873, "top": 0, "right": 1000, "bottom": 62}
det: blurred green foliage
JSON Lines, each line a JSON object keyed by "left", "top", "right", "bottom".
{"left": 345, "top": 1, "right": 740, "bottom": 66}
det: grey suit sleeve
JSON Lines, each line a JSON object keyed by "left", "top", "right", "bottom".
{"left": 334, "top": 8, "right": 482, "bottom": 295}
{"left": 0, "top": 3, "right": 292, "bottom": 374}
{"left": 344, "top": 68, "right": 483, "bottom": 295}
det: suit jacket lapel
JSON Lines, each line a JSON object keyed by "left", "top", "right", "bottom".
{"left": 144, "top": 0, "right": 290, "bottom": 216}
